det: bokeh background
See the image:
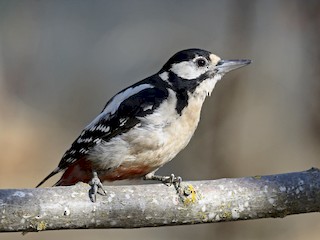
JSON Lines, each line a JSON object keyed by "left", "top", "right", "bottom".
{"left": 1, "top": 0, "right": 320, "bottom": 239}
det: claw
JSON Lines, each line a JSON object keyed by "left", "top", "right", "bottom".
{"left": 169, "top": 174, "right": 175, "bottom": 186}
{"left": 89, "top": 171, "right": 106, "bottom": 202}
{"left": 144, "top": 173, "right": 182, "bottom": 193}
{"left": 175, "top": 176, "right": 182, "bottom": 189}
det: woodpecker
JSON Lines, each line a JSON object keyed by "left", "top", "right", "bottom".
{"left": 36, "top": 48, "right": 251, "bottom": 201}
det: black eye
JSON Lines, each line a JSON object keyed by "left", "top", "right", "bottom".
{"left": 196, "top": 58, "right": 207, "bottom": 67}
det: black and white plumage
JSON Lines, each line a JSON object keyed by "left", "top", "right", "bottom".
{"left": 36, "top": 48, "right": 250, "bottom": 200}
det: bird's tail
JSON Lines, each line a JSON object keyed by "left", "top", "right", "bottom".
{"left": 35, "top": 167, "right": 61, "bottom": 188}
{"left": 53, "top": 160, "right": 93, "bottom": 186}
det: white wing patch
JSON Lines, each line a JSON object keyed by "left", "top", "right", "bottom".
{"left": 104, "top": 84, "right": 154, "bottom": 115}
{"left": 77, "top": 137, "right": 93, "bottom": 143}
{"left": 85, "top": 83, "right": 154, "bottom": 130}
{"left": 96, "top": 125, "right": 110, "bottom": 132}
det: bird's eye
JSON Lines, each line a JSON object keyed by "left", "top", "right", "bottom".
{"left": 196, "top": 58, "right": 207, "bottom": 67}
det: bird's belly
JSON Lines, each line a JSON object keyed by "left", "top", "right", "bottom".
{"left": 99, "top": 120, "right": 199, "bottom": 181}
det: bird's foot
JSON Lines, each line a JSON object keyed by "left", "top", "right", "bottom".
{"left": 144, "top": 173, "right": 182, "bottom": 193}
{"left": 89, "top": 171, "right": 107, "bottom": 202}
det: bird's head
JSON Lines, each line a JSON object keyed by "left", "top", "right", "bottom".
{"left": 159, "top": 49, "right": 251, "bottom": 97}
{"left": 161, "top": 48, "right": 251, "bottom": 80}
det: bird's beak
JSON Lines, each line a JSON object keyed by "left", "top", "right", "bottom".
{"left": 215, "top": 59, "right": 251, "bottom": 74}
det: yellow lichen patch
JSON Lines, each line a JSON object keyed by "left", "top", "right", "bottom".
{"left": 198, "top": 212, "right": 208, "bottom": 222}
{"left": 253, "top": 175, "right": 262, "bottom": 179}
{"left": 36, "top": 221, "right": 47, "bottom": 231}
{"left": 221, "top": 211, "right": 232, "bottom": 220}
{"left": 182, "top": 184, "right": 201, "bottom": 206}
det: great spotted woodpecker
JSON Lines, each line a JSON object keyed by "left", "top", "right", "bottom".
{"left": 36, "top": 48, "right": 251, "bottom": 201}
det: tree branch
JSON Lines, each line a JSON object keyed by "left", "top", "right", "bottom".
{"left": 1, "top": 168, "right": 320, "bottom": 233}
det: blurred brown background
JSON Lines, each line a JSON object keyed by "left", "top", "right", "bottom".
{"left": 1, "top": 0, "right": 320, "bottom": 239}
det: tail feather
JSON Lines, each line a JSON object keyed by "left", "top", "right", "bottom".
{"left": 36, "top": 167, "right": 61, "bottom": 188}
{"left": 37, "top": 157, "right": 92, "bottom": 187}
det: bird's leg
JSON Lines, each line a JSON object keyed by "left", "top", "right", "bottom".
{"left": 144, "top": 172, "right": 182, "bottom": 192}
{"left": 89, "top": 171, "right": 107, "bottom": 202}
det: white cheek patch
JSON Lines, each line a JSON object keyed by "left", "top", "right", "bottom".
{"left": 85, "top": 84, "right": 153, "bottom": 129}
{"left": 170, "top": 61, "right": 207, "bottom": 80}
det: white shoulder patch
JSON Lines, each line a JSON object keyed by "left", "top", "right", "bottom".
{"left": 85, "top": 83, "right": 153, "bottom": 129}
{"left": 104, "top": 84, "right": 154, "bottom": 115}
{"left": 159, "top": 71, "right": 169, "bottom": 81}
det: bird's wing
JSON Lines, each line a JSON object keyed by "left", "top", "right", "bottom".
{"left": 57, "top": 84, "right": 169, "bottom": 171}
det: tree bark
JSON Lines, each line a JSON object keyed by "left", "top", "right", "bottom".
{"left": 1, "top": 168, "right": 320, "bottom": 233}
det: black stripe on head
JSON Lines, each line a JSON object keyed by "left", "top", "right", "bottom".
{"left": 161, "top": 48, "right": 212, "bottom": 71}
